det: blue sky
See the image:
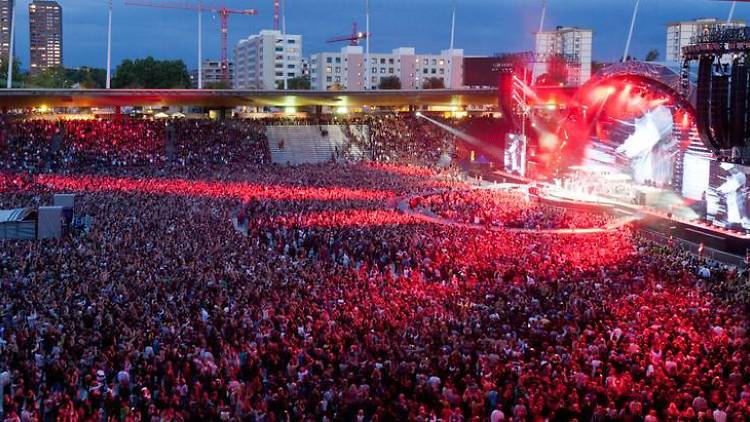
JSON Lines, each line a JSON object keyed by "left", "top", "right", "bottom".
{"left": 12, "top": 0, "right": 749, "bottom": 70}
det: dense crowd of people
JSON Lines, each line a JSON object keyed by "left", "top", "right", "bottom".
{"left": 0, "top": 115, "right": 748, "bottom": 421}
{"left": 413, "top": 188, "right": 614, "bottom": 229}
{"left": 0, "top": 118, "right": 272, "bottom": 172}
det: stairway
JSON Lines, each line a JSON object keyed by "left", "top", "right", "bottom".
{"left": 266, "top": 125, "right": 369, "bottom": 165}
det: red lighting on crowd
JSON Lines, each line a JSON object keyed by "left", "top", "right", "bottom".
{"left": 36, "top": 174, "right": 393, "bottom": 202}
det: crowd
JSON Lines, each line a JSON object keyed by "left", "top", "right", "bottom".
{"left": 0, "top": 117, "right": 272, "bottom": 172}
{"left": 0, "top": 116, "right": 748, "bottom": 421}
{"left": 413, "top": 188, "right": 614, "bottom": 229}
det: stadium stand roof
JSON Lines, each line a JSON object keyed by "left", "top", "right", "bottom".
{"left": 0, "top": 89, "right": 499, "bottom": 108}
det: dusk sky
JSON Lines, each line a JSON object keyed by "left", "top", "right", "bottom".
{"left": 11, "top": 0, "right": 750, "bottom": 70}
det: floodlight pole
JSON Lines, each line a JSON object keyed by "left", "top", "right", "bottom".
{"left": 538, "top": 0, "right": 547, "bottom": 34}
{"left": 106, "top": 0, "right": 112, "bottom": 89}
{"left": 533, "top": 0, "right": 547, "bottom": 86}
{"left": 728, "top": 1, "right": 737, "bottom": 24}
{"left": 198, "top": 3, "right": 203, "bottom": 89}
{"left": 449, "top": 0, "right": 456, "bottom": 51}
{"left": 282, "top": 0, "right": 287, "bottom": 90}
{"left": 6, "top": 0, "right": 15, "bottom": 89}
{"left": 365, "top": 0, "right": 370, "bottom": 90}
{"left": 448, "top": 0, "right": 456, "bottom": 88}
{"left": 623, "top": 0, "right": 640, "bottom": 63}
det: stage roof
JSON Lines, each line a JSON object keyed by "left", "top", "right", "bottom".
{"left": 0, "top": 88, "right": 500, "bottom": 109}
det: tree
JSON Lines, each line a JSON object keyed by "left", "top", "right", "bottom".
{"left": 276, "top": 75, "right": 311, "bottom": 90}
{"left": 645, "top": 49, "right": 660, "bottom": 62}
{"left": 26, "top": 66, "right": 71, "bottom": 88}
{"left": 378, "top": 76, "right": 401, "bottom": 90}
{"left": 422, "top": 77, "right": 445, "bottom": 90}
{"left": 111, "top": 57, "right": 191, "bottom": 89}
{"left": 0, "top": 58, "right": 24, "bottom": 88}
{"left": 205, "top": 81, "right": 232, "bottom": 89}
{"left": 65, "top": 67, "right": 107, "bottom": 89}
{"left": 535, "top": 54, "right": 568, "bottom": 86}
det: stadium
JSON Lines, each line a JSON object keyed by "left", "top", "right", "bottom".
{"left": 1, "top": 0, "right": 750, "bottom": 421}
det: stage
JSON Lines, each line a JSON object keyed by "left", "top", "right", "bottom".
{"left": 478, "top": 168, "right": 750, "bottom": 264}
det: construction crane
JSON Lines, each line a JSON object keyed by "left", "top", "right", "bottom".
{"left": 273, "top": 0, "right": 279, "bottom": 30}
{"left": 326, "top": 22, "right": 369, "bottom": 46}
{"left": 124, "top": 1, "right": 258, "bottom": 83}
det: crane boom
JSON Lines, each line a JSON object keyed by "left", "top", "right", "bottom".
{"left": 124, "top": 0, "right": 258, "bottom": 84}
{"left": 326, "top": 22, "right": 369, "bottom": 46}
{"left": 124, "top": 0, "right": 256, "bottom": 15}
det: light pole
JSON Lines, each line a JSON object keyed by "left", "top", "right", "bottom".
{"left": 728, "top": 1, "right": 737, "bottom": 24}
{"left": 623, "top": 0, "right": 640, "bottom": 62}
{"left": 447, "top": 0, "right": 456, "bottom": 89}
{"left": 533, "top": 0, "right": 547, "bottom": 86}
{"left": 6, "top": 0, "right": 15, "bottom": 89}
{"left": 365, "top": 0, "right": 370, "bottom": 90}
{"left": 282, "top": 0, "right": 287, "bottom": 90}
{"left": 106, "top": 0, "right": 113, "bottom": 89}
{"left": 198, "top": 2, "right": 203, "bottom": 89}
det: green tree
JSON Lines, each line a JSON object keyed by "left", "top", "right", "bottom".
{"left": 378, "top": 76, "right": 401, "bottom": 90}
{"left": 276, "top": 75, "right": 311, "bottom": 90}
{"left": 645, "top": 49, "right": 660, "bottom": 62}
{"left": 422, "top": 77, "right": 445, "bottom": 89}
{"left": 111, "top": 57, "right": 191, "bottom": 89}
{"left": 205, "top": 81, "right": 232, "bottom": 89}
{"left": 26, "top": 66, "right": 71, "bottom": 88}
{"left": 0, "top": 58, "right": 24, "bottom": 88}
{"left": 56, "top": 67, "right": 107, "bottom": 89}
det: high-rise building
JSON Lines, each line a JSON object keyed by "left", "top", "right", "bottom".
{"left": 233, "top": 30, "right": 303, "bottom": 90}
{"left": 190, "top": 60, "right": 234, "bottom": 88}
{"left": 534, "top": 26, "right": 592, "bottom": 86}
{"left": 309, "top": 46, "right": 463, "bottom": 91}
{"left": 29, "top": 0, "right": 62, "bottom": 75}
{"left": 0, "top": 0, "right": 12, "bottom": 65}
{"left": 666, "top": 18, "right": 745, "bottom": 62}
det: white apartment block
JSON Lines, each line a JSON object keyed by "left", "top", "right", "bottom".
{"left": 190, "top": 60, "right": 234, "bottom": 88}
{"left": 534, "top": 26, "right": 592, "bottom": 86}
{"left": 309, "top": 46, "right": 463, "bottom": 91}
{"left": 666, "top": 18, "right": 745, "bottom": 62}
{"left": 233, "top": 30, "right": 303, "bottom": 90}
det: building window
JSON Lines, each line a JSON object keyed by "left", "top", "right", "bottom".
{"left": 389, "top": 58, "right": 394, "bottom": 64}
{"left": 389, "top": 68, "right": 394, "bottom": 73}
{"left": 380, "top": 68, "right": 385, "bottom": 74}
{"left": 335, "top": 57, "right": 341, "bottom": 63}
{"left": 380, "top": 58, "right": 386, "bottom": 64}
{"left": 335, "top": 67, "right": 341, "bottom": 73}
{"left": 326, "top": 57, "right": 333, "bottom": 63}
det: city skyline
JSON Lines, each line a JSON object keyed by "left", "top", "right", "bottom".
{"left": 4, "top": 0, "right": 750, "bottom": 71}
